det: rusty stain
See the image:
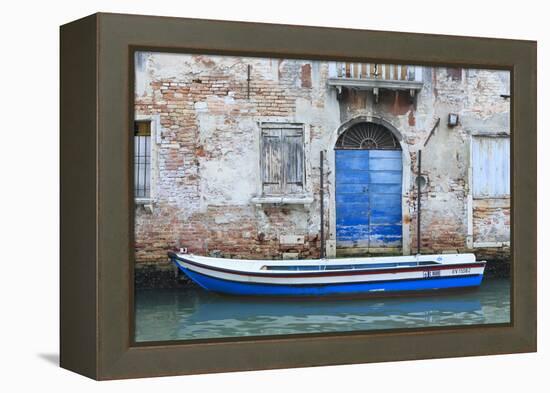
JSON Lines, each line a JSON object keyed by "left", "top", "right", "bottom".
{"left": 408, "top": 110, "right": 416, "bottom": 126}
{"left": 301, "top": 64, "right": 312, "bottom": 88}
{"left": 378, "top": 90, "right": 411, "bottom": 115}
{"left": 195, "top": 145, "right": 206, "bottom": 157}
{"left": 193, "top": 55, "right": 215, "bottom": 67}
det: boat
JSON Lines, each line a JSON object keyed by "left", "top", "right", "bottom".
{"left": 168, "top": 251, "right": 486, "bottom": 297}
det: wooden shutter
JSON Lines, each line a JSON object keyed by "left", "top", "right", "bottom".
{"left": 282, "top": 128, "right": 304, "bottom": 193}
{"left": 472, "top": 136, "right": 510, "bottom": 198}
{"left": 261, "top": 128, "right": 282, "bottom": 194}
{"left": 261, "top": 125, "right": 305, "bottom": 195}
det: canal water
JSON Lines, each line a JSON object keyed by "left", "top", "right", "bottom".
{"left": 134, "top": 278, "right": 510, "bottom": 342}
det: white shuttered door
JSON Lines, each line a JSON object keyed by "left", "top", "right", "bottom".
{"left": 472, "top": 136, "right": 510, "bottom": 198}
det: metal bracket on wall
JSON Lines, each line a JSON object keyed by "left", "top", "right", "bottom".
{"left": 423, "top": 117, "right": 441, "bottom": 148}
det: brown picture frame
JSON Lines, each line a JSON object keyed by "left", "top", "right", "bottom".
{"left": 60, "top": 12, "right": 536, "bottom": 380}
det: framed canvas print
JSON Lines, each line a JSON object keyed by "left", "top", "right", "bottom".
{"left": 60, "top": 13, "right": 536, "bottom": 380}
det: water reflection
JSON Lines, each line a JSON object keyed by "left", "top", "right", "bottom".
{"left": 135, "top": 278, "right": 510, "bottom": 342}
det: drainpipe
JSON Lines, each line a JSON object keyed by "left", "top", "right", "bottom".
{"left": 416, "top": 150, "right": 422, "bottom": 255}
{"left": 320, "top": 150, "right": 325, "bottom": 259}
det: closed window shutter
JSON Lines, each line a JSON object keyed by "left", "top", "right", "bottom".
{"left": 261, "top": 128, "right": 282, "bottom": 194}
{"left": 472, "top": 136, "right": 510, "bottom": 198}
{"left": 282, "top": 128, "right": 304, "bottom": 193}
{"left": 261, "top": 125, "right": 305, "bottom": 195}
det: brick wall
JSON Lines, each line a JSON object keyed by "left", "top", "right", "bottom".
{"left": 473, "top": 198, "right": 511, "bottom": 243}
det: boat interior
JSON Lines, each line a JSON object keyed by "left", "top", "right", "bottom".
{"left": 260, "top": 260, "right": 441, "bottom": 271}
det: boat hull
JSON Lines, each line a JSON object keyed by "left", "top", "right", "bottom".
{"left": 170, "top": 253, "right": 485, "bottom": 297}
{"left": 179, "top": 266, "right": 483, "bottom": 297}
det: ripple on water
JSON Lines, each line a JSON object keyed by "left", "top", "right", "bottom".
{"left": 134, "top": 278, "right": 510, "bottom": 342}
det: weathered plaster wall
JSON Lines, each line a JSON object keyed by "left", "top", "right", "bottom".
{"left": 473, "top": 198, "right": 511, "bottom": 243}
{"left": 134, "top": 52, "right": 510, "bottom": 264}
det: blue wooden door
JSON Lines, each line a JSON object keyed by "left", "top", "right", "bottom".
{"left": 336, "top": 150, "right": 402, "bottom": 250}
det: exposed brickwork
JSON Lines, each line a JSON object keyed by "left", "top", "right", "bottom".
{"left": 473, "top": 198, "right": 511, "bottom": 243}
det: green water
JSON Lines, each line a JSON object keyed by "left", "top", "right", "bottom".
{"left": 134, "top": 278, "right": 510, "bottom": 342}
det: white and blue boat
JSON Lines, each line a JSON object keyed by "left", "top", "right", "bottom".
{"left": 168, "top": 251, "right": 486, "bottom": 297}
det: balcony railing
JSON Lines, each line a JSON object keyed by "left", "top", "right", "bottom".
{"left": 328, "top": 62, "right": 424, "bottom": 96}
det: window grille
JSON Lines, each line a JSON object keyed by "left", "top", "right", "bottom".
{"left": 134, "top": 120, "right": 152, "bottom": 199}
{"left": 335, "top": 122, "right": 401, "bottom": 150}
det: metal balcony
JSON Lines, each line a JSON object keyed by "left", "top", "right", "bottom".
{"left": 328, "top": 62, "right": 424, "bottom": 97}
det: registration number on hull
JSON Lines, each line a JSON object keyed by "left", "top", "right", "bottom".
{"left": 423, "top": 267, "right": 472, "bottom": 278}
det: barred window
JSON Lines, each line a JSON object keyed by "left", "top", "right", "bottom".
{"left": 260, "top": 124, "right": 305, "bottom": 195}
{"left": 134, "top": 120, "right": 152, "bottom": 199}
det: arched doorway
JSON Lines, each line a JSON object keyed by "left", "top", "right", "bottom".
{"left": 334, "top": 121, "right": 403, "bottom": 255}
